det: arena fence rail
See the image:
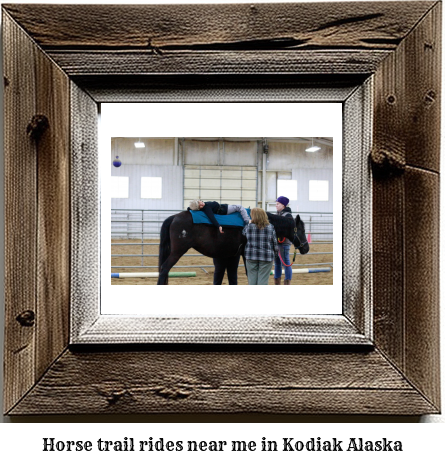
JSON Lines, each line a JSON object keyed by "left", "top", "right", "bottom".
{"left": 111, "top": 209, "right": 334, "bottom": 272}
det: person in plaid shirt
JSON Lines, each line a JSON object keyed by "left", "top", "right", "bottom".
{"left": 243, "top": 208, "right": 278, "bottom": 285}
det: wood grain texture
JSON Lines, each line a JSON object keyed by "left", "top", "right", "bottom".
{"left": 372, "top": 37, "right": 406, "bottom": 175}
{"left": 404, "top": 2, "right": 441, "bottom": 172}
{"left": 372, "top": 24, "right": 406, "bottom": 367}
{"left": 3, "top": 2, "right": 441, "bottom": 416}
{"left": 404, "top": 168, "right": 440, "bottom": 408}
{"left": 35, "top": 39, "right": 71, "bottom": 382}
{"left": 3, "top": 12, "right": 37, "bottom": 414}
{"left": 372, "top": 3, "right": 441, "bottom": 411}
{"left": 372, "top": 175, "right": 405, "bottom": 368}
{"left": 46, "top": 50, "right": 390, "bottom": 76}
{"left": 2, "top": 2, "right": 435, "bottom": 50}
{"left": 3, "top": 2, "right": 433, "bottom": 80}
{"left": 371, "top": 2, "right": 441, "bottom": 173}
{"left": 372, "top": 16, "right": 409, "bottom": 367}
{"left": 8, "top": 349, "right": 437, "bottom": 415}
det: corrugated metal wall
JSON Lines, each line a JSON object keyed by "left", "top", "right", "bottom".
{"left": 110, "top": 164, "right": 183, "bottom": 210}
{"left": 111, "top": 138, "right": 176, "bottom": 165}
{"left": 183, "top": 139, "right": 258, "bottom": 166}
{"left": 267, "top": 140, "right": 332, "bottom": 170}
{"left": 263, "top": 140, "right": 333, "bottom": 213}
{"left": 291, "top": 168, "right": 333, "bottom": 213}
{"left": 110, "top": 137, "right": 333, "bottom": 215}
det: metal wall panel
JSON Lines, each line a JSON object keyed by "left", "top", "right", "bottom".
{"left": 111, "top": 137, "right": 176, "bottom": 165}
{"left": 267, "top": 141, "right": 332, "bottom": 170}
{"left": 111, "top": 164, "right": 183, "bottom": 210}
{"left": 183, "top": 140, "right": 220, "bottom": 166}
{"left": 110, "top": 138, "right": 332, "bottom": 215}
{"left": 219, "top": 141, "right": 258, "bottom": 166}
{"left": 258, "top": 141, "right": 333, "bottom": 210}
{"left": 291, "top": 168, "right": 333, "bottom": 214}
{"left": 183, "top": 139, "right": 257, "bottom": 166}
{"left": 266, "top": 171, "right": 277, "bottom": 203}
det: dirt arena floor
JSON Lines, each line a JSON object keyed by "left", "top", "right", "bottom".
{"left": 111, "top": 239, "right": 333, "bottom": 285}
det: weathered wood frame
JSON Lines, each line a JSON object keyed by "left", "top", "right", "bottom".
{"left": 3, "top": 2, "right": 441, "bottom": 415}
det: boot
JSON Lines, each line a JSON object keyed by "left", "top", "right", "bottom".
{"left": 274, "top": 278, "right": 281, "bottom": 285}
{"left": 284, "top": 279, "right": 291, "bottom": 285}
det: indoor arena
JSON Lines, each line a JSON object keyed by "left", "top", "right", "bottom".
{"left": 111, "top": 137, "right": 334, "bottom": 285}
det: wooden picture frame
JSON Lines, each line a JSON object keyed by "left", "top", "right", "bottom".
{"left": 3, "top": 2, "right": 440, "bottom": 415}
{"left": 74, "top": 90, "right": 369, "bottom": 345}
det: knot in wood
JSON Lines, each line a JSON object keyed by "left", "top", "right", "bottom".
{"left": 16, "top": 310, "right": 35, "bottom": 327}
{"left": 27, "top": 115, "right": 49, "bottom": 140}
{"left": 96, "top": 386, "right": 130, "bottom": 405}
{"left": 154, "top": 386, "right": 191, "bottom": 400}
{"left": 424, "top": 90, "right": 436, "bottom": 105}
{"left": 105, "top": 390, "right": 128, "bottom": 405}
{"left": 147, "top": 38, "right": 163, "bottom": 56}
{"left": 370, "top": 146, "right": 405, "bottom": 178}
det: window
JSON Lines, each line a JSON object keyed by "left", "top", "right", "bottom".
{"left": 309, "top": 180, "right": 329, "bottom": 201}
{"left": 111, "top": 176, "right": 129, "bottom": 198}
{"left": 141, "top": 177, "right": 162, "bottom": 199}
{"left": 277, "top": 179, "right": 298, "bottom": 200}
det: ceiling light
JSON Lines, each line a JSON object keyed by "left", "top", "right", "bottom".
{"left": 134, "top": 139, "right": 145, "bottom": 148}
{"left": 305, "top": 138, "right": 321, "bottom": 152}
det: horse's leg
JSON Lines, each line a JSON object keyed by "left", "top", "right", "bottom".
{"left": 157, "top": 249, "right": 189, "bottom": 285}
{"left": 241, "top": 249, "right": 248, "bottom": 277}
{"left": 226, "top": 253, "right": 241, "bottom": 285}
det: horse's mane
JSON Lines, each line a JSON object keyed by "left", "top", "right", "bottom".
{"left": 266, "top": 212, "right": 294, "bottom": 228}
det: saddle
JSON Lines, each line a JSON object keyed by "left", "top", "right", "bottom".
{"left": 189, "top": 208, "right": 250, "bottom": 228}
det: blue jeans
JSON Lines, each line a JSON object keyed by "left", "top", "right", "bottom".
{"left": 274, "top": 245, "right": 293, "bottom": 280}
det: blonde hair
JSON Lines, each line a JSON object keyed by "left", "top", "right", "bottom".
{"left": 189, "top": 200, "right": 201, "bottom": 211}
{"left": 250, "top": 208, "right": 269, "bottom": 230}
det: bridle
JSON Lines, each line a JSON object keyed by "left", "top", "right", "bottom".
{"left": 277, "top": 227, "right": 308, "bottom": 267}
{"left": 293, "top": 226, "right": 308, "bottom": 251}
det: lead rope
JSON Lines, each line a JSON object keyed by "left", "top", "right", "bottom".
{"left": 278, "top": 226, "right": 305, "bottom": 266}
{"left": 278, "top": 248, "right": 296, "bottom": 267}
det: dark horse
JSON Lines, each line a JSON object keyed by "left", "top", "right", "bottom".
{"left": 157, "top": 211, "right": 309, "bottom": 285}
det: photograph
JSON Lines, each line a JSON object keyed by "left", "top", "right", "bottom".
{"left": 99, "top": 102, "right": 342, "bottom": 319}
{"left": 110, "top": 136, "right": 334, "bottom": 287}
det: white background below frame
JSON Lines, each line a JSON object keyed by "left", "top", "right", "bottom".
{"left": 100, "top": 103, "right": 342, "bottom": 316}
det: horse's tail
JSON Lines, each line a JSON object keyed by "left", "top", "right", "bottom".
{"left": 159, "top": 215, "right": 176, "bottom": 274}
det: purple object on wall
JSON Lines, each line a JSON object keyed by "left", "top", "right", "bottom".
{"left": 113, "top": 156, "right": 122, "bottom": 168}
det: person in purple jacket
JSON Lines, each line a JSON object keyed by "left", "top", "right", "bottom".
{"left": 273, "top": 196, "right": 293, "bottom": 285}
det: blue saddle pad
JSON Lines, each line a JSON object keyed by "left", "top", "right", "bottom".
{"left": 190, "top": 208, "right": 250, "bottom": 228}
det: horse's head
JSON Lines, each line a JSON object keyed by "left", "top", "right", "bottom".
{"left": 292, "top": 215, "right": 310, "bottom": 254}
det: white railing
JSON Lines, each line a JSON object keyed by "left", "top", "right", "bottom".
{"left": 111, "top": 209, "right": 333, "bottom": 270}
